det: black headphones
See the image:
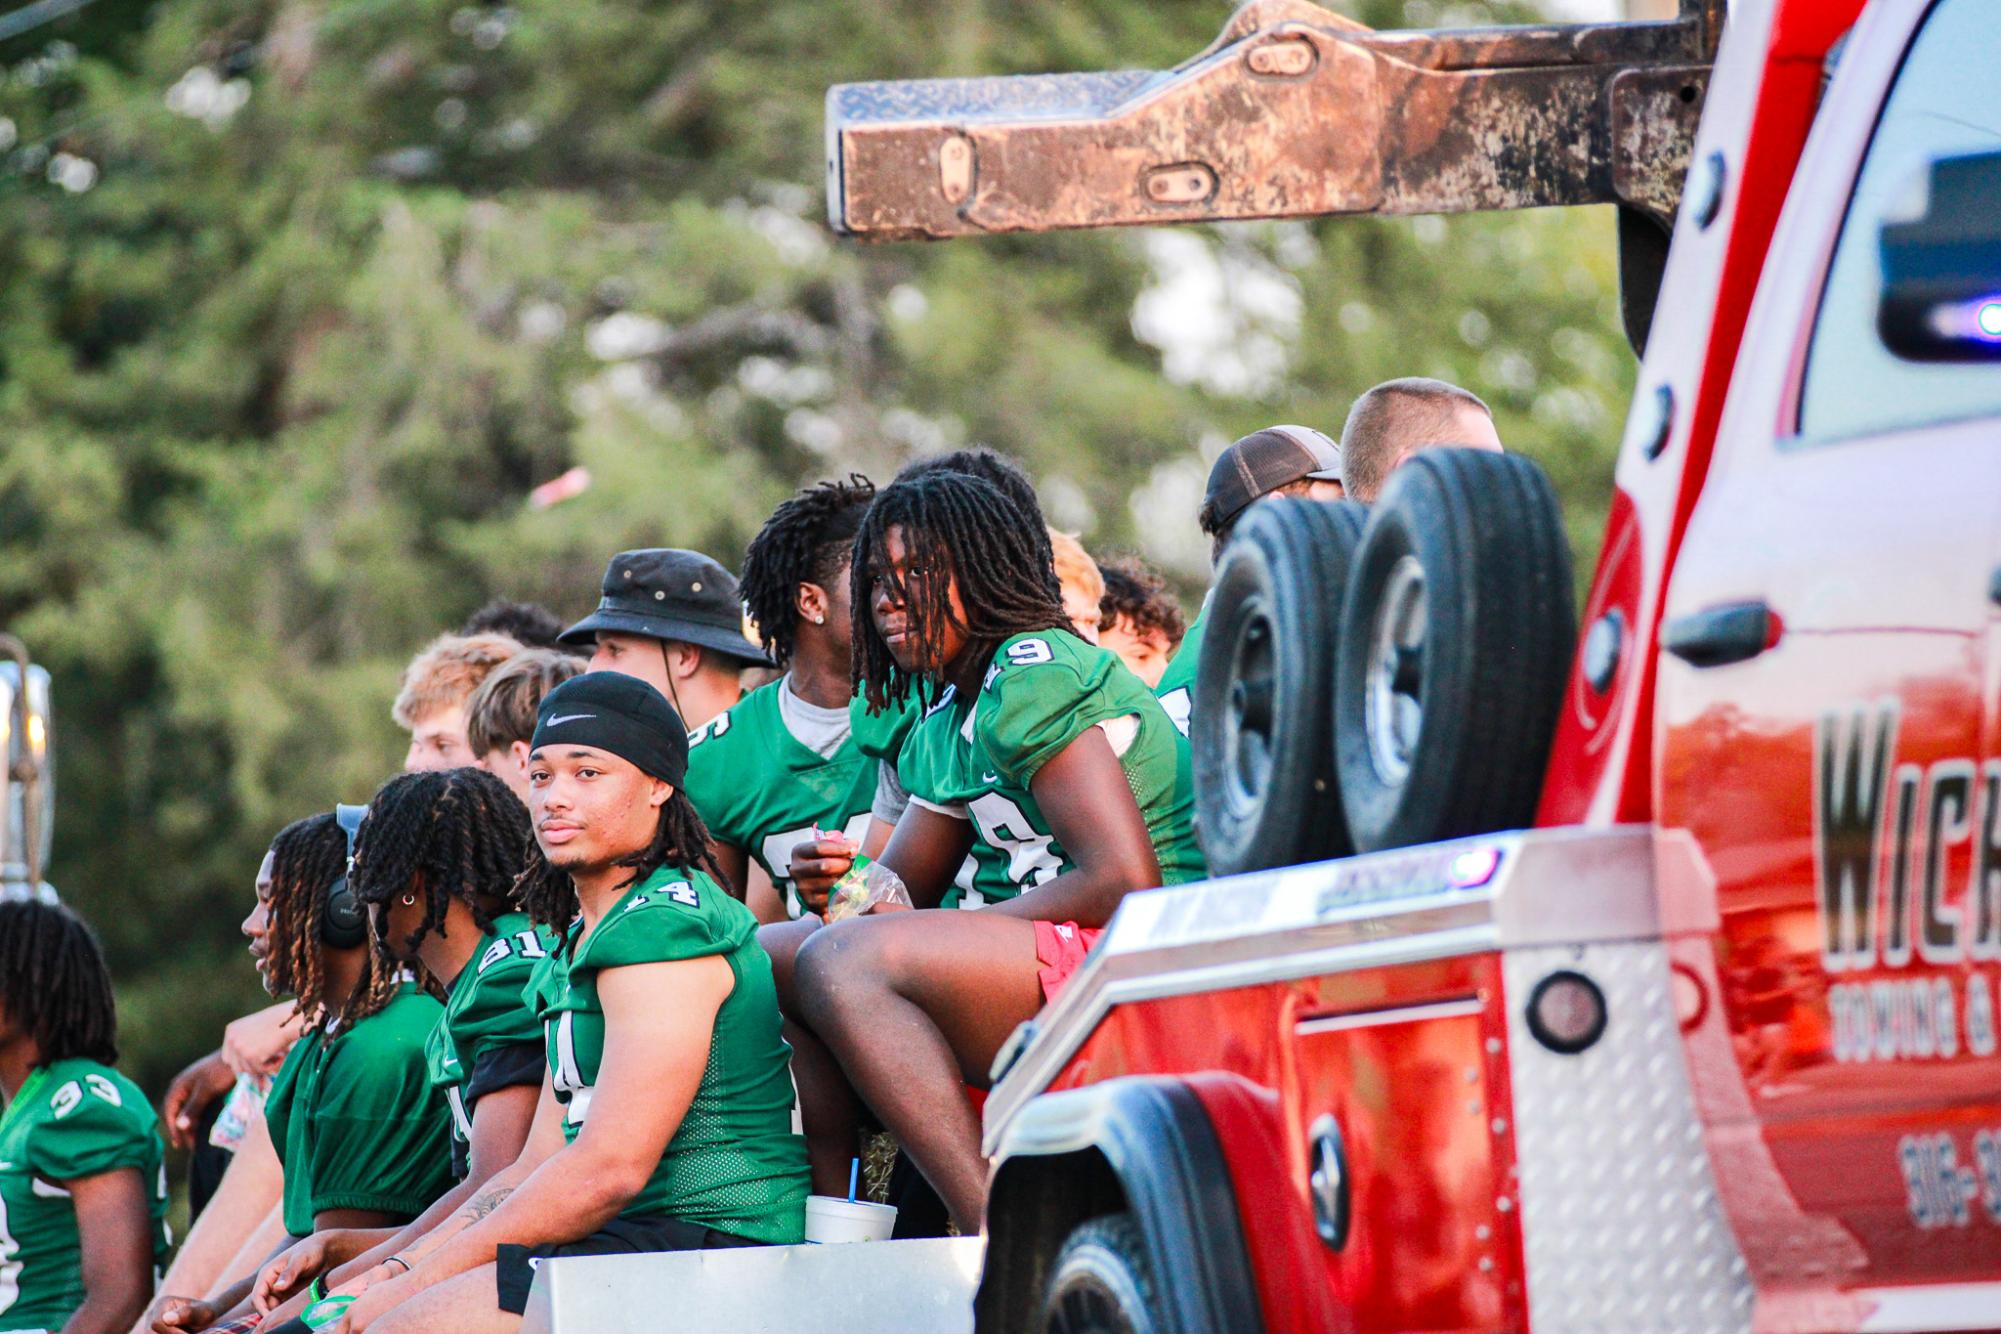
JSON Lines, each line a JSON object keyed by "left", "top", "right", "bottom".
{"left": 322, "top": 803, "right": 368, "bottom": 949}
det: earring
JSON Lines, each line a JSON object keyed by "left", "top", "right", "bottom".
{"left": 814, "top": 615, "right": 825, "bottom": 624}
{"left": 401, "top": 893, "right": 417, "bottom": 906}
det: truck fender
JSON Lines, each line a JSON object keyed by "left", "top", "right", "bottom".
{"left": 975, "top": 1075, "right": 1264, "bottom": 1334}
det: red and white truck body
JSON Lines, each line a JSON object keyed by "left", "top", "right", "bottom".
{"left": 964, "top": 1, "right": 2001, "bottom": 1329}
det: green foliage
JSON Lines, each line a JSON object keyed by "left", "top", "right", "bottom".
{"left": 0, "top": 0, "right": 1634, "bottom": 1100}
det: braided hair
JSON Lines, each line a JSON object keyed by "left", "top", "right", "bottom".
{"left": 895, "top": 447, "right": 1051, "bottom": 543}
{"left": 266, "top": 813, "right": 400, "bottom": 1031}
{"left": 851, "top": 469, "right": 1067, "bottom": 711}
{"left": 514, "top": 791, "right": 728, "bottom": 935}
{"left": 0, "top": 900, "right": 117, "bottom": 1066}
{"left": 351, "top": 767, "right": 532, "bottom": 960}
{"left": 740, "top": 474, "right": 875, "bottom": 669}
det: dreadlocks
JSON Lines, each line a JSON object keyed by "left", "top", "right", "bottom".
{"left": 514, "top": 791, "right": 728, "bottom": 935}
{"left": 351, "top": 767, "right": 532, "bottom": 960}
{"left": 895, "top": 447, "right": 1051, "bottom": 540}
{"left": 0, "top": 900, "right": 117, "bottom": 1066}
{"left": 266, "top": 812, "right": 400, "bottom": 1031}
{"left": 740, "top": 474, "right": 875, "bottom": 669}
{"left": 851, "top": 469, "right": 1067, "bottom": 711}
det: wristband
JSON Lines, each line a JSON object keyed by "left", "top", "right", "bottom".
{"left": 384, "top": 1254, "right": 413, "bottom": 1275}
{"left": 307, "top": 1275, "right": 327, "bottom": 1304}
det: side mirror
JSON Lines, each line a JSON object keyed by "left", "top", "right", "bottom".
{"left": 1877, "top": 149, "right": 2001, "bottom": 362}
{"left": 0, "top": 634, "right": 56, "bottom": 902}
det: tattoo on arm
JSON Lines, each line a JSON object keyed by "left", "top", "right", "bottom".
{"left": 462, "top": 1185, "right": 514, "bottom": 1224}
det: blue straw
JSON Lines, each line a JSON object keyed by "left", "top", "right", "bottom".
{"left": 847, "top": 1157, "right": 860, "bottom": 1203}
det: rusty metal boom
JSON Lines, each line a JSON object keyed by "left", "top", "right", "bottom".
{"left": 826, "top": 0, "right": 1722, "bottom": 241}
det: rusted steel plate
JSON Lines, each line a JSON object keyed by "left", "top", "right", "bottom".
{"left": 1610, "top": 66, "right": 1710, "bottom": 219}
{"left": 827, "top": 0, "right": 1716, "bottom": 240}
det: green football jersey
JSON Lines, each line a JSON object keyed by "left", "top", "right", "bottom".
{"left": 849, "top": 690, "right": 923, "bottom": 763}
{"left": 685, "top": 681, "right": 875, "bottom": 917}
{"left": 525, "top": 866, "right": 809, "bottom": 1244}
{"left": 1152, "top": 598, "right": 1206, "bottom": 739}
{"left": 264, "top": 983, "right": 455, "bottom": 1237}
{"left": 425, "top": 912, "right": 555, "bottom": 1180}
{"left": 0, "top": 1059, "right": 168, "bottom": 1333}
{"left": 897, "top": 629, "right": 1206, "bottom": 907}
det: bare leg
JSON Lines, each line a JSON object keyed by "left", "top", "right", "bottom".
{"left": 367, "top": 1262, "right": 515, "bottom": 1334}
{"left": 793, "top": 912, "right": 1042, "bottom": 1231}
{"left": 760, "top": 918, "right": 864, "bottom": 1194}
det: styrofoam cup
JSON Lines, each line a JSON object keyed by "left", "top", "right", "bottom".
{"left": 805, "top": 1195, "right": 897, "bottom": 1243}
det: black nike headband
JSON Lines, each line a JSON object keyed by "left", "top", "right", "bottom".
{"left": 530, "top": 671, "right": 690, "bottom": 789}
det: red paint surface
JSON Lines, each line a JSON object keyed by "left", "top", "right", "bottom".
{"left": 1537, "top": 0, "right": 1868, "bottom": 830}
{"left": 1653, "top": 0, "right": 2001, "bottom": 1309}
{"left": 1048, "top": 956, "right": 1523, "bottom": 1331}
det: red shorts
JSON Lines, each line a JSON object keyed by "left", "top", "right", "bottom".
{"left": 1033, "top": 920, "right": 1104, "bottom": 1003}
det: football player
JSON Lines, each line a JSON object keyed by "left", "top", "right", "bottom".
{"left": 556, "top": 549, "right": 770, "bottom": 734}
{"left": 251, "top": 768, "right": 550, "bottom": 1323}
{"left": 1161, "top": 424, "right": 1346, "bottom": 736}
{"left": 149, "top": 813, "right": 454, "bottom": 1332}
{"left": 685, "top": 476, "right": 879, "bottom": 923}
{"left": 1047, "top": 529, "right": 1104, "bottom": 644}
{"left": 317, "top": 672, "right": 807, "bottom": 1332}
{"left": 791, "top": 468, "right": 1203, "bottom": 1232}
{"left": 1095, "top": 554, "right": 1186, "bottom": 689}
{"left": 396, "top": 634, "right": 525, "bottom": 774}
{"left": 463, "top": 649, "right": 585, "bottom": 804}
{"left": 790, "top": 447, "right": 1056, "bottom": 906}
{"left": 0, "top": 899, "right": 168, "bottom": 1334}
{"left": 159, "top": 631, "right": 530, "bottom": 1190}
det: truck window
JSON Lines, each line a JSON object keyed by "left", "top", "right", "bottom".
{"left": 1794, "top": 0, "right": 2001, "bottom": 444}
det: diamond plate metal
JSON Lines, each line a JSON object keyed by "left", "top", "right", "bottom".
{"left": 1505, "top": 942, "right": 1754, "bottom": 1333}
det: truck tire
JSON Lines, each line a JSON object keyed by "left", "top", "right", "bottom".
{"left": 1332, "top": 449, "right": 1574, "bottom": 853}
{"left": 1192, "top": 498, "right": 1367, "bottom": 875}
{"left": 1040, "top": 1213, "right": 1164, "bottom": 1334}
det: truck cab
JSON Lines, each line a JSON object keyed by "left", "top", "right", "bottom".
{"left": 1655, "top": 0, "right": 2001, "bottom": 1314}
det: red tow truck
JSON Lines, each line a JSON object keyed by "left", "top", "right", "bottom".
{"left": 825, "top": 0, "right": 2001, "bottom": 1328}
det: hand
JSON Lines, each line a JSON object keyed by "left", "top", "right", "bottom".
{"left": 326, "top": 1271, "right": 415, "bottom": 1334}
{"left": 254, "top": 1234, "right": 331, "bottom": 1314}
{"left": 149, "top": 1295, "right": 219, "bottom": 1333}
{"left": 789, "top": 835, "right": 855, "bottom": 914}
{"left": 223, "top": 1001, "right": 303, "bottom": 1079}
{"left": 330, "top": 1257, "right": 402, "bottom": 1301}
{"left": 160, "top": 1052, "right": 232, "bottom": 1150}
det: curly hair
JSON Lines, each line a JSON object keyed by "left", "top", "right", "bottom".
{"left": 1097, "top": 555, "right": 1186, "bottom": 650}
{"left": 514, "top": 792, "right": 728, "bottom": 935}
{"left": 0, "top": 900, "right": 118, "bottom": 1066}
{"left": 740, "top": 474, "right": 875, "bottom": 670}
{"left": 266, "top": 813, "right": 401, "bottom": 1031}
{"left": 851, "top": 469, "right": 1067, "bottom": 711}
{"left": 351, "top": 768, "right": 533, "bottom": 960}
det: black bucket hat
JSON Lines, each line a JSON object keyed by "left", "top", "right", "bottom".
{"left": 559, "top": 549, "right": 771, "bottom": 667}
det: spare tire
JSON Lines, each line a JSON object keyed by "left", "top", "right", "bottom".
{"left": 1332, "top": 449, "right": 1575, "bottom": 853}
{"left": 1193, "top": 498, "right": 1368, "bottom": 875}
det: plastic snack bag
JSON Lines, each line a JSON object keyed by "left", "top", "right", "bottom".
{"left": 824, "top": 853, "right": 913, "bottom": 922}
{"left": 301, "top": 1293, "right": 356, "bottom": 1330}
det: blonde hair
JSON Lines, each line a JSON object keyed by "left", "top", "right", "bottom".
{"left": 1047, "top": 529, "right": 1104, "bottom": 608}
{"left": 392, "top": 632, "right": 522, "bottom": 729}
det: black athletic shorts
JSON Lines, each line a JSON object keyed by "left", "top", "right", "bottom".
{"left": 495, "top": 1213, "right": 767, "bottom": 1314}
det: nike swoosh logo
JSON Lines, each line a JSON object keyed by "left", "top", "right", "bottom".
{"left": 981, "top": 773, "right": 1000, "bottom": 784}
{"left": 545, "top": 713, "right": 596, "bottom": 726}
